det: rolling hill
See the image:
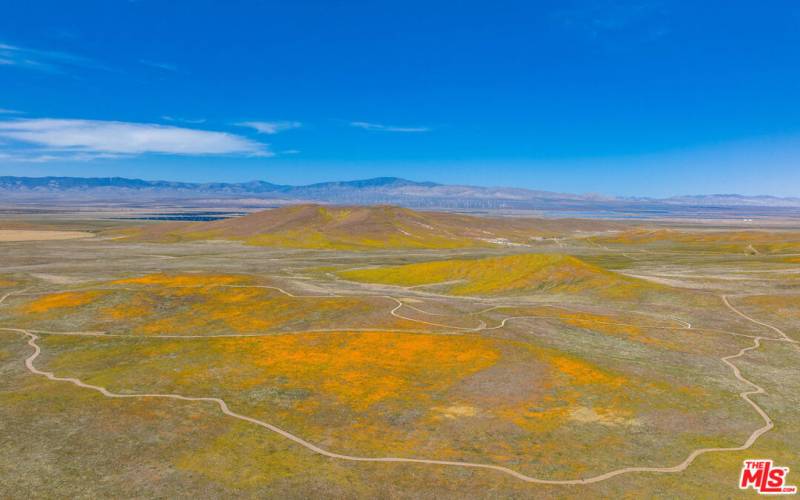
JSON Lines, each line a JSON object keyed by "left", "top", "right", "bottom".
{"left": 119, "top": 204, "right": 622, "bottom": 250}
{"left": 338, "top": 253, "right": 659, "bottom": 298}
{"left": 594, "top": 228, "right": 800, "bottom": 254}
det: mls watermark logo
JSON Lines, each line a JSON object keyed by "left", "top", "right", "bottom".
{"left": 740, "top": 460, "right": 797, "bottom": 495}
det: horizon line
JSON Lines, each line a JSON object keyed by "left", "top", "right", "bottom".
{"left": 0, "top": 173, "right": 797, "bottom": 200}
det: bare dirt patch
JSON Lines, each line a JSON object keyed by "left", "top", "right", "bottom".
{"left": 0, "top": 230, "right": 94, "bottom": 242}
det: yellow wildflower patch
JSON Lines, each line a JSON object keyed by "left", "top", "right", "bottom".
{"left": 595, "top": 229, "right": 800, "bottom": 254}
{"left": 550, "top": 354, "right": 627, "bottom": 387}
{"left": 216, "top": 332, "right": 500, "bottom": 410}
{"left": 112, "top": 273, "right": 252, "bottom": 287}
{"left": 23, "top": 291, "right": 106, "bottom": 314}
{"left": 493, "top": 342, "right": 631, "bottom": 433}
{"left": 339, "top": 253, "right": 655, "bottom": 297}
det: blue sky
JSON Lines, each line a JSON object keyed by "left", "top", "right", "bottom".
{"left": 1, "top": 1, "right": 799, "bottom": 197}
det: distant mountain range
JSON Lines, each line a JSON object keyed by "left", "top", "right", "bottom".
{"left": 2, "top": 175, "right": 799, "bottom": 213}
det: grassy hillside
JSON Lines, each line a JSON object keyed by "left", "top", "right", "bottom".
{"left": 338, "top": 253, "right": 658, "bottom": 298}
{"left": 117, "top": 204, "right": 623, "bottom": 250}
{"left": 13, "top": 273, "right": 427, "bottom": 335}
{"left": 594, "top": 228, "right": 800, "bottom": 254}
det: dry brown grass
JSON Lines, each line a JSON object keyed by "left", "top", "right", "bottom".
{"left": 0, "top": 230, "right": 94, "bottom": 242}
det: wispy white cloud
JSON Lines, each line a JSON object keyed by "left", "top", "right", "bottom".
{"left": 0, "top": 42, "right": 109, "bottom": 73}
{"left": 236, "top": 121, "right": 302, "bottom": 134}
{"left": 350, "top": 121, "right": 430, "bottom": 133}
{"left": 0, "top": 118, "right": 270, "bottom": 162}
{"left": 162, "top": 115, "right": 207, "bottom": 124}
{"left": 140, "top": 59, "right": 178, "bottom": 72}
{"left": 0, "top": 108, "right": 22, "bottom": 114}
{"left": 0, "top": 151, "right": 121, "bottom": 163}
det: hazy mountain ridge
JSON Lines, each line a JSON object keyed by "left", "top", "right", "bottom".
{"left": 662, "top": 194, "right": 800, "bottom": 207}
{"left": 1, "top": 175, "right": 799, "bottom": 209}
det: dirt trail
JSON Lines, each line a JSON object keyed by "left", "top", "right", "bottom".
{"left": 0, "top": 291, "right": 15, "bottom": 306}
{"left": 1, "top": 288, "right": 791, "bottom": 485}
{"left": 723, "top": 295, "right": 799, "bottom": 353}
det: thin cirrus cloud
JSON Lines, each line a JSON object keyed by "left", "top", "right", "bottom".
{"left": 0, "top": 151, "right": 122, "bottom": 163}
{"left": 162, "top": 115, "right": 207, "bottom": 124}
{"left": 0, "top": 108, "right": 22, "bottom": 114}
{"left": 0, "top": 42, "right": 109, "bottom": 73}
{"left": 0, "top": 118, "right": 271, "bottom": 161}
{"left": 236, "top": 121, "right": 302, "bottom": 134}
{"left": 350, "top": 121, "right": 430, "bottom": 133}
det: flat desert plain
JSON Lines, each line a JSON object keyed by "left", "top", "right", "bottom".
{"left": 0, "top": 230, "right": 94, "bottom": 242}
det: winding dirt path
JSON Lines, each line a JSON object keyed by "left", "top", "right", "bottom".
{"left": 1, "top": 290, "right": 791, "bottom": 485}
{"left": 0, "top": 287, "right": 27, "bottom": 306}
{"left": 723, "top": 295, "right": 799, "bottom": 353}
